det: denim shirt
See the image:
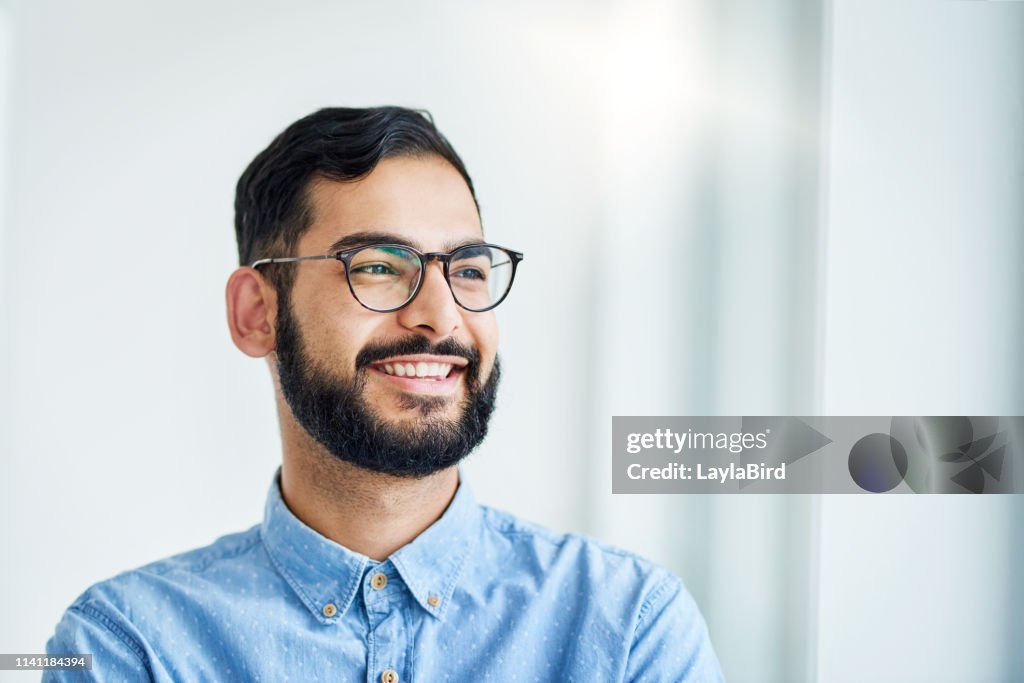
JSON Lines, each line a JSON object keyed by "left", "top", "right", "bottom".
{"left": 46, "top": 471, "right": 723, "bottom": 681}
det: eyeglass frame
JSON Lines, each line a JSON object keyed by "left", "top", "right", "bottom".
{"left": 250, "top": 242, "right": 524, "bottom": 313}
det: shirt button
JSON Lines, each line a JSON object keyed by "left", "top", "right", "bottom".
{"left": 380, "top": 669, "right": 399, "bottom": 683}
{"left": 427, "top": 595, "right": 440, "bottom": 607}
{"left": 371, "top": 572, "right": 388, "bottom": 590}
{"left": 322, "top": 603, "right": 337, "bottom": 617}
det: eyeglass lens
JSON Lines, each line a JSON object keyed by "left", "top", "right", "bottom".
{"left": 346, "top": 245, "right": 514, "bottom": 311}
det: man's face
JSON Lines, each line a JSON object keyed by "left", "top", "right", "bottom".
{"left": 272, "top": 155, "right": 501, "bottom": 477}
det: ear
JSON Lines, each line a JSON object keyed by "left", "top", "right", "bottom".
{"left": 226, "top": 267, "right": 277, "bottom": 358}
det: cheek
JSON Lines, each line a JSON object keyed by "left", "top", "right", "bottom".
{"left": 466, "top": 314, "right": 499, "bottom": 365}
{"left": 294, "top": 298, "right": 377, "bottom": 371}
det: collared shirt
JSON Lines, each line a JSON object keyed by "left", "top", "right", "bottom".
{"left": 45, "top": 472, "right": 723, "bottom": 682}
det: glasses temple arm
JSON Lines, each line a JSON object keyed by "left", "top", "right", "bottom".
{"left": 249, "top": 254, "right": 337, "bottom": 268}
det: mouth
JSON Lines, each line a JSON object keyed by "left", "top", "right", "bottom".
{"left": 367, "top": 355, "right": 469, "bottom": 395}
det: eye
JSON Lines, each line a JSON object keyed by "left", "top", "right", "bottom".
{"left": 452, "top": 267, "right": 487, "bottom": 281}
{"left": 352, "top": 263, "right": 399, "bottom": 276}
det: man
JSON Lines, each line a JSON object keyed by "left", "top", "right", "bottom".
{"left": 46, "top": 106, "right": 723, "bottom": 681}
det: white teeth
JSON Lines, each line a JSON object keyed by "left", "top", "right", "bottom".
{"left": 381, "top": 361, "right": 457, "bottom": 380}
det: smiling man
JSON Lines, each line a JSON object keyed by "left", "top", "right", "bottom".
{"left": 45, "top": 107, "right": 723, "bottom": 681}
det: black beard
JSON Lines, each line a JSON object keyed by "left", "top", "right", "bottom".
{"left": 274, "top": 298, "right": 500, "bottom": 478}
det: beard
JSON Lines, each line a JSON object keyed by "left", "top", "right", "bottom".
{"left": 274, "top": 297, "right": 500, "bottom": 478}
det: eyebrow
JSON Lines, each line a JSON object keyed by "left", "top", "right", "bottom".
{"left": 327, "top": 231, "right": 486, "bottom": 254}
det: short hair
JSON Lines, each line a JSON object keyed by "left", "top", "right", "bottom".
{"left": 234, "top": 106, "right": 478, "bottom": 293}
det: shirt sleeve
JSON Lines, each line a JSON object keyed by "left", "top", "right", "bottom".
{"left": 43, "top": 603, "right": 153, "bottom": 683}
{"left": 625, "top": 575, "right": 725, "bottom": 682}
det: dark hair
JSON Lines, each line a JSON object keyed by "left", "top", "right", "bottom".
{"left": 234, "top": 106, "right": 478, "bottom": 293}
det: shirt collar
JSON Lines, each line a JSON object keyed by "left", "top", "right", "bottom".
{"left": 390, "top": 472, "right": 479, "bottom": 620}
{"left": 260, "top": 467, "right": 481, "bottom": 624}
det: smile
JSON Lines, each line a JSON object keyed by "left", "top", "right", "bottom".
{"left": 368, "top": 355, "right": 469, "bottom": 394}
{"left": 379, "top": 361, "right": 453, "bottom": 380}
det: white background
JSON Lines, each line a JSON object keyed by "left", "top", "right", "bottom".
{"left": 1, "top": 1, "right": 1022, "bottom": 681}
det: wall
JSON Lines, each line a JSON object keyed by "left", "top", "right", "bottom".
{"left": 817, "top": 1, "right": 1024, "bottom": 681}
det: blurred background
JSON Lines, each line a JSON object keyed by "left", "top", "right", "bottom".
{"left": 1, "top": 0, "right": 1022, "bottom": 681}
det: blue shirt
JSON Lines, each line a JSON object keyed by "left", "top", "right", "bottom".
{"left": 46, "top": 472, "right": 723, "bottom": 681}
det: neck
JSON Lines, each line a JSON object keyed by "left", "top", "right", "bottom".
{"left": 278, "top": 421, "right": 458, "bottom": 561}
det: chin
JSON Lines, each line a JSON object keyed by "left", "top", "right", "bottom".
{"left": 373, "top": 394, "right": 461, "bottom": 420}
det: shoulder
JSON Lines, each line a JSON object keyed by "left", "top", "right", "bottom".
{"left": 478, "top": 504, "right": 679, "bottom": 608}
{"left": 52, "top": 526, "right": 263, "bottom": 642}
{"left": 482, "top": 504, "right": 668, "bottom": 571}
{"left": 69, "top": 525, "right": 263, "bottom": 609}
{"left": 47, "top": 525, "right": 266, "bottom": 677}
{"left": 472, "top": 506, "right": 724, "bottom": 680}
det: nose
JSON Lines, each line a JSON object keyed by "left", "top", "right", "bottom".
{"left": 395, "top": 262, "right": 461, "bottom": 340}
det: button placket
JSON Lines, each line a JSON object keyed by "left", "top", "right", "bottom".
{"left": 364, "top": 568, "right": 394, "bottom": 616}
{"left": 363, "top": 565, "right": 406, "bottom": 683}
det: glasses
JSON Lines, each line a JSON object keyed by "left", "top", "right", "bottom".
{"left": 251, "top": 243, "right": 524, "bottom": 312}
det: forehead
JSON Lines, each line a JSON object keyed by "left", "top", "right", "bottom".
{"left": 300, "top": 155, "right": 483, "bottom": 253}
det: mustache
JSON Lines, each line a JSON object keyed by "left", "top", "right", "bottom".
{"left": 354, "top": 336, "right": 481, "bottom": 379}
